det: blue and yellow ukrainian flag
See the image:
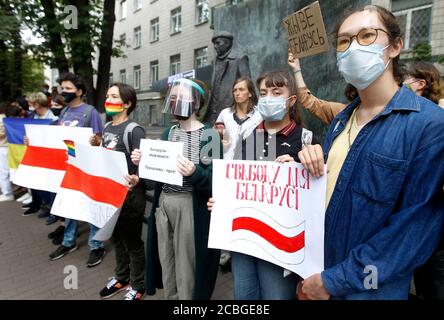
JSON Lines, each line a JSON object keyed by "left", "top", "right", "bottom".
{"left": 3, "top": 118, "right": 53, "bottom": 176}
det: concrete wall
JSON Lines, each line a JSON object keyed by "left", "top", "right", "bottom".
{"left": 212, "top": 0, "right": 370, "bottom": 140}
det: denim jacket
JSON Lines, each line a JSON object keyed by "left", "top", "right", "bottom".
{"left": 320, "top": 86, "right": 444, "bottom": 300}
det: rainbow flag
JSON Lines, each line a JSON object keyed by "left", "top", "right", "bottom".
{"left": 64, "top": 140, "right": 76, "bottom": 157}
{"left": 2, "top": 118, "right": 53, "bottom": 178}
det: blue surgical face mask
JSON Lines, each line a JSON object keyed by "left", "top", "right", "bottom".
{"left": 257, "top": 96, "right": 291, "bottom": 121}
{"left": 337, "top": 41, "right": 391, "bottom": 90}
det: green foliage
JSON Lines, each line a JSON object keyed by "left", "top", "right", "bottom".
{"left": 21, "top": 55, "right": 45, "bottom": 94}
{"left": 412, "top": 42, "right": 432, "bottom": 61}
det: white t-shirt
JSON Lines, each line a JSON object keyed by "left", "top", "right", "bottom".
{"left": 215, "top": 107, "right": 262, "bottom": 160}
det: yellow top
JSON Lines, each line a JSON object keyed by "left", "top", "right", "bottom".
{"left": 326, "top": 108, "right": 361, "bottom": 207}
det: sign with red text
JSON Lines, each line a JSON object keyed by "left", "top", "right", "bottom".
{"left": 208, "top": 159, "right": 326, "bottom": 278}
{"left": 283, "top": 1, "right": 329, "bottom": 59}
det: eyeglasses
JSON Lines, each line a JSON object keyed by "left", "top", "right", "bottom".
{"left": 403, "top": 78, "right": 420, "bottom": 86}
{"left": 335, "top": 28, "right": 389, "bottom": 52}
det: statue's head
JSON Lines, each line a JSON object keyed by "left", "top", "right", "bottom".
{"left": 212, "top": 31, "right": 234, "bottom": 57}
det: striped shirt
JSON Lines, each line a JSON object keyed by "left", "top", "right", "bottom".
{"left": 162, "top": 126, "right": 204, "bottom": 193}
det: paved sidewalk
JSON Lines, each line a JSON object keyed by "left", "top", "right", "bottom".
{"left": 0, "top": 199, "right": 233, "bottom": 300}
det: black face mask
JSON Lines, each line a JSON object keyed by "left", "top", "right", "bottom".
{"left": 61, "top": 91, "right": 77, "bottom": 103}
{"left": 173, "top": 114, "right": 191, "bottom": 121}
{"left": 51, "top": 108, "right": 62, "bottom": 116}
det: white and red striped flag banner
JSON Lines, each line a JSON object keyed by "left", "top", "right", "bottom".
{"left": 13, "top": 125, "right": 93, "bottom": 192}
{"left": 51, "top": 142, "right": 128, "bottom": 228}
{"left": 208, "top": 159, "right": 327, "bottom": 279}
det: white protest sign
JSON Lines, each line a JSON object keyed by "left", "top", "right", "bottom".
{"left": 139, "top": 139, "right": 184, "bottom": 186}
{"left": 208, "top": 159, "right": 326, "bottom": 279}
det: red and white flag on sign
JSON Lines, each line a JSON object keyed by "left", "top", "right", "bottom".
{"left": 230, "top": 207, "right": 305, "bottom": 265}
{"left": 51, "top": 142, "right": 128, "bottom": 228}
{"left": 13, "top": 125, "right": 93, "bottom": 192}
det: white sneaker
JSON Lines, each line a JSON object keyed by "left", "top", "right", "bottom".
{"left": 219, "top": 251, "right": 231, "bottom": 266}
{"left": 16, "top": 193, "right": 31, "bottom": 203}
{"left": 0, "top": 194, "right": 14, "bottom": 202}
{"left": 22, "top": 195, "right": 33, "bottom": 205}
{"left": 123, "top": 287, "right": 144, "bottom": 300}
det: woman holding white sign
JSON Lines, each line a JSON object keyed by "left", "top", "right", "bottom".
{"left": 132, "top": 78, "right": 222, "bottom": 300}
{"left": 209, "top": 70, "right": 315, "bottom": 300}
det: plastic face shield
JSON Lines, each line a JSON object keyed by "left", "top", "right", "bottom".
{"left": 162, "top": 78, "right": 205, "bottom": 117}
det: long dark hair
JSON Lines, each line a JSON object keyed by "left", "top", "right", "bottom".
{"left": 231, "top": 77, "right": 258, "bottom": 114}
{"left": 256, "top": 70, "right": 301, "bottom": 125}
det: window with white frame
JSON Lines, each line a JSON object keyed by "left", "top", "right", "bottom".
{"left": 196, "top": 0, "right": 209, "bottom": 24}
{"left": 170, "top": 7, "right": 182, "bottom": 34}
{"left": 170, "top": 54, "right": 181, "bottom": 75}
{"left": 150, "top": 18, "right": 159, "bottom": 42}
{"left": 120, "top": 69, "right": 126, "bottom": 84}
{"left": 194, "top": 47, "right": 208, "bottom": 69}
{"left": 133, "top": 65, "right": 141, "bottom": 90}
{"left": 393, "top": 1, "right": 433, "bottom": 50}
{"left": 119, "top": 33, "right": 126, "bottom": 47}
{"left": 134, "top": 0, "right": 142, "bottom": 11}
{"left": 120, "top": 0, "right": 127, "bottom": 20}
{"left": 150, "top": 60, "right": 159, "bottom": 86}
{"left": 133, "top": 26, "right": 141, "bottom": 49}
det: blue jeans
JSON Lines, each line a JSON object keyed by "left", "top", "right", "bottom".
{"left": 62, "top": 218, "right": 103, "bottom": 250}
{"left": 231, "top": 252, "right": 299, "bottom": 300}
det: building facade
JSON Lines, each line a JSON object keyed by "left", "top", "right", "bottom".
{"left": 110, "top": 0, "right": 444, "bottom": 131}
{"left": 110, "top": 0, "right": 218, "bottom": 128}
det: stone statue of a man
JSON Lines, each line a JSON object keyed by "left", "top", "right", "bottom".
{"left": 204, "top": 31, "right": 251, "bottom": 124}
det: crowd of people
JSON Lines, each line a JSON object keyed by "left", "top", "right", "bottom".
{"left": 0, "top": 4, "right": 444, "bottom": 300}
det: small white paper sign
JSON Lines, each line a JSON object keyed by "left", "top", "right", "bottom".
{"left": 138, "top": 139, "right": 184, "bottom": 186}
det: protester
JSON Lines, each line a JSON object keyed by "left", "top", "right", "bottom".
{"left": 209, "top": 70, "right": 315, "bottom": 300}
{"left": 297, "top": 5, "right": 444, "bottom": 300}
{"left": 48, "top": 72, "right": 105, "bottom": 267}
{"left": 22, "top": 92, "right": 58, "bottom": 221}
{"left": 403, "top": 61, "right": 443, "bottom": 104}
{"left": 0, "top": 102, "right": 13, "bottom": 202}
{"left": 91, "top": 83, "right": 147, "bottom": 300}
{"left": 50, "top": 94, "right": 66, "bottom": 117}
{"left": 214, "top": 76, "right": 262, "bottom": 266}
{"left": 131, "top": 78, "right": 221, "bottom": 300}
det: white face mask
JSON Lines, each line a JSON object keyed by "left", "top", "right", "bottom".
{"left": 257, "top": 96, "right": 290, "bottom": 121}
{"left": 337, "top": 41, "right": 391, "bottom": 90}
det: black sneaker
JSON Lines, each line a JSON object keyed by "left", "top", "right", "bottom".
{"left": 49, "top": 244, "right": 78, "bottom": 261}
{"left": 45, "top": 214, "right": 58, "bottom": 225}
{"left": 48, "top": 226, "right": 65, "bottom": 239}
{"left": 52, "top": 235, "right": 63, "bottom": 246}
{"left": 22, "top": 206, "right": 40, "bottom": 216}
{"left": 21, "top": 202, "right": 32, "bottom": 209}
{"left": 87, "top": 248, "right": 106, "bottom": 267}
{"left": 99, "top": 277, "right": 129, "bottom": 299}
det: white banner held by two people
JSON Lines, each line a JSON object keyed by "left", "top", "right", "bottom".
{"left": 208, "top": 159, "right": 327, "bottom": 279}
